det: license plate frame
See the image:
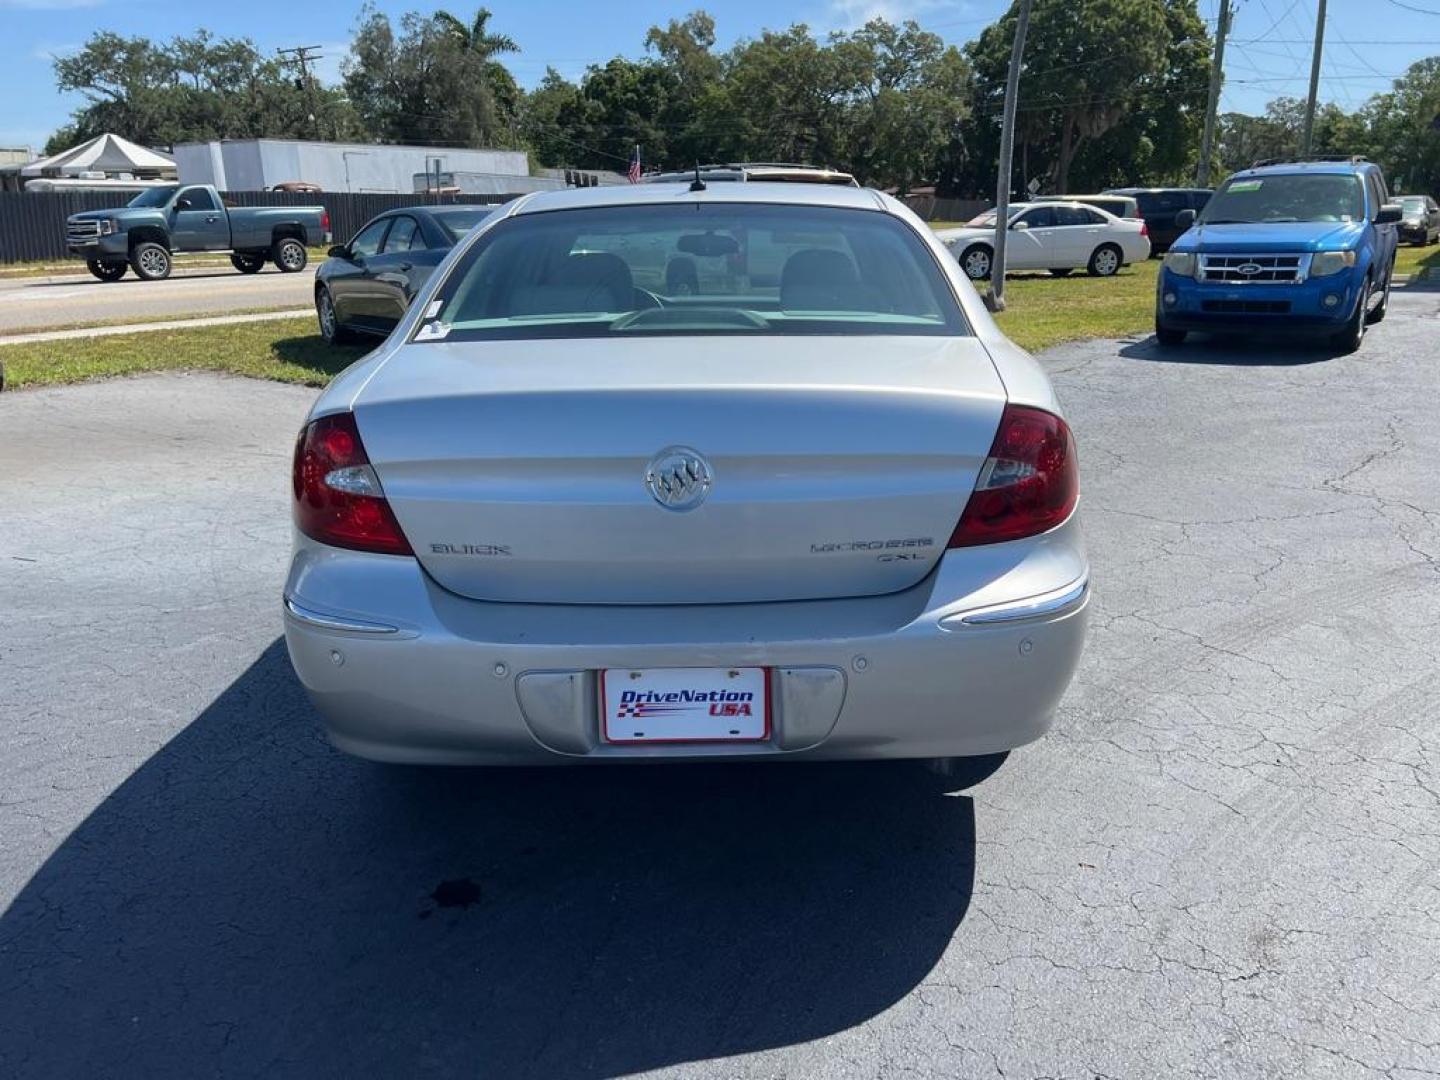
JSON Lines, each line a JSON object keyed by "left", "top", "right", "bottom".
{"left": 600, "top": 666, "right": 771, "bottom": 745}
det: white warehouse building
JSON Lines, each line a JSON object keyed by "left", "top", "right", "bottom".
{"left": 173, "top": 139, "right": 570, "bottom": 195}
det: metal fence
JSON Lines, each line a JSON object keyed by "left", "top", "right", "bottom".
{"left": 898, "top": 195, "right": 989, "bottom": 223}
{"left": 0, "top": 190, "right": 515, "bottom": 264}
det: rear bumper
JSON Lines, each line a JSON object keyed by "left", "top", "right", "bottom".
{"left": 283, "top": 518, "right": 1089, "bottom": 765}
{"left": 1157, "top": 267, "right": 1360, "bottom": 334}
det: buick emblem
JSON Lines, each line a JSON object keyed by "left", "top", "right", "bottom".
{"left": 645, "top": 446, "right": 712, "bottom": 511}
{"left": 1235, "top": 262, "right": 1263, "bottom": 276}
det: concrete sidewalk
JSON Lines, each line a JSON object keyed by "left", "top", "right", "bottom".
{"left": 0, "top": 308, "right": 311, "bottom": 347}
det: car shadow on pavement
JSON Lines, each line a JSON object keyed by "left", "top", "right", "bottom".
{"left": 0, "top": 639, "right": 983, "bottom": 1079}
{"left": 1121, "top": 335, "right": 1339, "bottom": 366}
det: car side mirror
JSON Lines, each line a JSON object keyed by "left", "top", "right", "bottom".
{"left": 175, "top": 198, "right": 192, "bottom": 210}
{"left": 1011, "top": 220, "right": 1029, "bottom": 231}
{"left": 1176, "top": 209, "right": 1197, "bottom": 230}
{"left": 327, "top": 245, "right": 350, "bottom": 259}
{"left": 1374, "top": 204, "right": 1403, "bottom": 225}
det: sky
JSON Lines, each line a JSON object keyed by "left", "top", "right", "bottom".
{"left": 3, "top": 0, "right": 1439, "bottom": 153}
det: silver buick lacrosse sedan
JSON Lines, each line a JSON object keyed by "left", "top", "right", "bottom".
{"left": 283, "top": 182, "right": 1088, "bottom": 765}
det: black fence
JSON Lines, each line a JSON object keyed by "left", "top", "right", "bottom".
{"left": 0, "top": 190, "right": 515, "bottom": 264}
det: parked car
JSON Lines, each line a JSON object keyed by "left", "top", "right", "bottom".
{"left": 283, "top": 182, "right": 1088, "bottom": 767}
{"left": 1156, "top": 157, "right": 1401, "bottom": 352}
{"left": 1102, "top": 187, "right": 1212, "bottom": 252}
{"left": 935, "top": 201, "right": 1150, "bottom": 280}
{"left": 1034, "top": 193, "right": 1140, "bottom": 220}
{"left": 64, "top": 183, "right": 330, "bottom": 282}
{"left": 314, "top": 205, "right": 499, "bottom": 345}
{"left": 1397, "top": 194, "right": 1439, "bottom": 245}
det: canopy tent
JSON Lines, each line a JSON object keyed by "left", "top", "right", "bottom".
{"left": 21, "top": 133, "right": 175, "bottom": 178}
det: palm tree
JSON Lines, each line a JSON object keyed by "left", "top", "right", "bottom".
{"left": 432, "top": 8, "right": 518, "bottom": 61}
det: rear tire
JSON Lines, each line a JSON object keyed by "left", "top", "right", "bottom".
{"left": 959, "top": 244, "right": 992, "bottom": 281}
{"left": 316, "top": 287, "right": 360, "bottom": 345}
{"left": 86, "top": 259, "right": 126, "bottom": 283}
{"left": 1087, "top": 243, "right": 1122, "bottom": 277}
{"left": 1331, "top": 278, "right": 1370, "bottom": 354}
{"left": 129, "top": 242, "right": 171, "bottom": 281}
{"left": 273, "top": 237, "right": 308, "bottom": 273}
{"left": 231, "top": 252, "right": 265, "bottom": 274}
{"left": 1368, "top": 264, "right": 1392, "bottom": 324}
{"left": 1048, "top": 267, "right": 1073, "bottom": 277}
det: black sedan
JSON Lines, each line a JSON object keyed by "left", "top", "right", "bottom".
{"left": 315, "top": 205, "right": 499, "bottom": 345}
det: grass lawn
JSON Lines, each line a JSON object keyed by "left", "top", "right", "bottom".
{"left": 992, "top": 262, "right": 1157, "bottom": 351}
{"left": 0, "top": 317, "right": 367, "bottom": 391}
{"left": 1392, "top": 241, "right": 1440, "bottom": 278}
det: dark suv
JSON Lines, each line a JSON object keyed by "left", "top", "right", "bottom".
{"left": 1103, "top": 188, "right": 1213, "bottom": 253}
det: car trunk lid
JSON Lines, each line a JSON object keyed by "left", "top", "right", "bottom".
{"left": 351, "top": 336, "right": 1007, "bottom": 604}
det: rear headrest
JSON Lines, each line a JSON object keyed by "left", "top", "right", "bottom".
{"left": 512, "top": 252, "right": 633, "bottom": 314}
{"left": 780, "top": 248, "right": 866, "bottom": 311}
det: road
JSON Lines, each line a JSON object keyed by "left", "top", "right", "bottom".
{"left": 0, "top": 265, "right": 315, "bottom": 333}
{"left": 2, "top": 295, "right": 1438, "bottom": 1078}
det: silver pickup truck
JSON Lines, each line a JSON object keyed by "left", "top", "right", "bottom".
{"left": 65, "top": 183, "right": 331, "bottom": 282}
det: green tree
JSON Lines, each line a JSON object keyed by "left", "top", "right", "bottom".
{"left": 343, "top": 3, "right": 522, "bottom": 148}
{"left": 831, "top": 20, "right": 970, "bottom": 191}
{"left": 1072, "top": 0, "right": 1211, "bottom": 188}
{"left": 50, "top": 29, "right": 358, "bottom": 151}
{"left": 965, "top": 0, "right": 1175, "bottom": 194}
{"left": 1362, "top": 58, "right": 1440, "bottom": 195}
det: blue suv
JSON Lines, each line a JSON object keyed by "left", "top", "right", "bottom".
{"left": 1156, "top": 158, "right": 1402, "bottom": 352}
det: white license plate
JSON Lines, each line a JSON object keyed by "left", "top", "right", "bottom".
{"left": 601, "top": 667, "right": 769, "bottom": 744}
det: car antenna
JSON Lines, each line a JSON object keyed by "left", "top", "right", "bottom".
{"left": 689, "top": 162, "right": 706, "bottom": 193}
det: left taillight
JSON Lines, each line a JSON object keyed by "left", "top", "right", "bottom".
{"left": 320, "top": 209, "right": 331, "bottom": 232}
{"left": 292, "top": 413, "right": 414, "bottom": 556}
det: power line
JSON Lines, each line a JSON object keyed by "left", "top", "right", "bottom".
{"left": 1384, "top": 0, "right": 1440, "bottom": 13}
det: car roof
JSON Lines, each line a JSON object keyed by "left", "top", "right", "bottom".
{"left": 1230, "top": 162, "right": 1374, "bottom": 178}
{"left": 1104, "top": 186, "right": 1211, "bottom": 194}
{"left": 505, "top": 182, "right": 890, "bottom": 215}
{"left": 424, "top": 204, "right": 500, "bottom": 216}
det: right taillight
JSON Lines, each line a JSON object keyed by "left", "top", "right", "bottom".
{"left": 292, "top": 413, "right": 414, "bottom": 556}
{"left": 948, "top": 404, "right": 1079, "bottom": 547}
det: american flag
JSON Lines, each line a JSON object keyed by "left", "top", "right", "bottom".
{"left": 627, "top": 145, "right": 642, "bottom": 184}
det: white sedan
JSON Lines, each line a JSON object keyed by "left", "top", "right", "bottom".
{"left": 936, "top": 201, "right": 1152, "bottom": 280}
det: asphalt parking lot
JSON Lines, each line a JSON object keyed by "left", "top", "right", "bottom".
{"left": 0, "top": 265, "right": 314, "bottom": 333}
{"left": 2, "top": 290, "right": 1438, "bottom": 1078}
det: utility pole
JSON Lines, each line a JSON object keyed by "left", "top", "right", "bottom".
{"left": 1197, "top": 0, "right": 1231, "bottom": 186}
{"left": 989, "top": 0, "right": 1033, "bottom": 312}
{"left": 1301, "top": 0, "right": 1327, "bottom": 155}
{"left": 277, "top": 45, "right": 325, "bottom": 140}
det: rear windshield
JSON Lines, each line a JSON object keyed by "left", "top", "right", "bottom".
{"left": 966, "top": 204, "right": 1028, "bottom": 227}
{"left": 415, "top": 203, "right": 966, "bottom": 342}
{"left": 1201, "top": 173, "right": 1364, "bottom": 225}
{"left": 435, "top": 208, "right": 498, "bottom": 241}
{"left": 1401, "top": 196, "right": 1426, "bottom": 209}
